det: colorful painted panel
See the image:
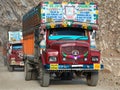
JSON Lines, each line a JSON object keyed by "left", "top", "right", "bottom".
{"left": 41, "top": 2, "right": 98, "bottom": 24}
{"left": 9, "top": 31, "right": 23, "bottom": 42}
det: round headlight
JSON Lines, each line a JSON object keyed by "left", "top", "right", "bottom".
{"left": 49, "top": 56, "right": 57, "bottom": 62}
{"left": 92, "top": 57, "right": 99, "bottom": 62}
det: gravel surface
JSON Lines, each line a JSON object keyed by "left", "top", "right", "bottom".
{"left": 0, "top": 59, "right": 119, "bottom": 90}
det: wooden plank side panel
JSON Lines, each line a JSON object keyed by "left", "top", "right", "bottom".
{"left": 23, "top": 33, "right": 34, "bottom": 55}
{"left": 23, "top": 13, "right": 40, "bottom": 31}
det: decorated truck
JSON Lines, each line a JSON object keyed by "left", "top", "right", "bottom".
{"left": 6, "top": 31, "right": 24, "bottom": 71}
{"left": 22, "top": 2, "right": 104, "bottom": 87}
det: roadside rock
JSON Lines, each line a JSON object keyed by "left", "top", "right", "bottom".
{"left": 0, "top": 0, "right": 120, "bottom": 90}
{"left": 104, "top": 64, "right": 112, "bottom": 73}
{"left": 117, "top": 72, "right": 120, "bottom": 77}
{"left": 118, "top": 12, "right": 120, "bottom": 20}
{"left": 117, "top": 48, "right": 120, "bottom": 53}
{"left": 116, "top": 36, "right": 120, "bottom": 53}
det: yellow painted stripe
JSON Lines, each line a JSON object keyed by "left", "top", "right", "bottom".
{"left": 62, "top": 23, "right": 67, "bottom": 27}
{"left": 62, "top": 2, "right": 68, "bottom": 5}
{"left": 82, "top": 23, "right": 88, "bottom": 29}
{"left": 50, "top": 23, "right": 55, "bottom": 28}
{"left": 49, "top": 1, "right": 53, "bottom": 4}
{"left": 96, "top": 10, "right": 99, "bottom": 14}
{"left": 85, "top": 2, "right": 90, "bottom": 5}
{"left": 41, "top": 9, "right": 43, "bottom": 13}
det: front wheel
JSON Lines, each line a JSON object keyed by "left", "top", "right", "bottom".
{"left": 86, "top": 71, "right": 99, "bottom": 86}
{"left": 7, "top": 61, "right": 13, "bottom": 72}
{"left": 31, "top": 71, "right": 38, "bottom": 80}
{"left": 3, "top": 56, "right": 7, "bottom": 66}
{"left": 24, "top": 60, "right": 32, "bottom": 81}
{"left": 39, "top": 61, "right": 50, "bottom": 87}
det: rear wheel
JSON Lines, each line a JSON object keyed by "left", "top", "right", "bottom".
{"left": 8, "top": 65, "right": 14, "bottom": 72}
{"left": 3, "top": 56, "right": 7, "bottom": 66}
{"left": 39, "top": 61, "right": 50, "bottom": 87}
{"left": 24, "top": 60, "right": 32, "bottom": 81}
{"left": 7, "top": 61, "right": 13, "bottom": 72}
{"left": 31, "top": 71, "right": 38, "bottom": 80}
{"left": 86, "top": 71, "right": 99, "bottom": 86}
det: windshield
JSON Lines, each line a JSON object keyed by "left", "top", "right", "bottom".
{"left": 12, "top": 44, "right": 22, "bottom": 50}
{"left": 48, "top": 28, "right": 88, "bottom": 40}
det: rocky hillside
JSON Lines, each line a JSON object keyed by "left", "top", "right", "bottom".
{"left": 0, "top": 0, "right": 120, "bottom": 54}
{"left": 0, "top": 0, "right": 120, "bottom": 86}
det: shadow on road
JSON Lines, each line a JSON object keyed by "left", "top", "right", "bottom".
{"left": 50, "top": 79, "right": 86, "bottom": 86}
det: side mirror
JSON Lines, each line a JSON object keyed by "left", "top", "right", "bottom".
{"left": 92, "top": 30, "right": 96, "bottom": 39}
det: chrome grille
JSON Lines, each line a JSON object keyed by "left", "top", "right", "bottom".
{"left": 62, "top": 46, "right": 88, "bottom": 55}
{"left": 62, "top": 46, "right": 88, "bottom": 62}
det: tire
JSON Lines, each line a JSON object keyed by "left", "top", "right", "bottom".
{"left": 39, "top": 61, "right": 50, "bottom": 87}
{"left": 24, "top": 60, "right": 32, "bottom": 81}
{"left": 7, "top": 61, "right": 13, "bottom": 72}
{"left": 8, "top": 65, "right": 14, "bottom": 72}
{"left": 3, "top": 56, "right": 7, "bottom": 66}
{"left": 31, "top": 71, "right": 38, "bottom": 80}
{"left": 86, "top": 71, "right": 99, "bottom": 86}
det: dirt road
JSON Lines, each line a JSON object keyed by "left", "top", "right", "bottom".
{"left": 0, "top": 59, "right": 118, "bottom": 90}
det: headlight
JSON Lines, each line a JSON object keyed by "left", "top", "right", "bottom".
{"left": 49, "top": 56, "right": 57, "bottom": 62}
{"left": 92, "top": 56, "right": 99, "bottom": 62}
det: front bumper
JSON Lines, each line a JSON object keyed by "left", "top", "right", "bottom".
{"left": 45, "top": 64, "right": 104, "bottom": 71}
{"left": 10, "top": 60, "right": 24, "bottom": 66}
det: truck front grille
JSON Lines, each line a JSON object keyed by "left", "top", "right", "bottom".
{"left": 61, "top": 46, "right": 88, "bottom": 62}
{"left": 62, "top": 46, "right": 88, "bottom": 55}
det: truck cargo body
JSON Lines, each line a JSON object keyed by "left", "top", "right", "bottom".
{"left": 22, "top": 2, "right": 103, "bottom": 87}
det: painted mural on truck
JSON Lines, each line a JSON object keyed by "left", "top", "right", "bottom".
{"left": 41, "top": 2, "right": 98, "bottom": 24}
{"left": 8, "top": 31, "right": 23, "bottom": 42}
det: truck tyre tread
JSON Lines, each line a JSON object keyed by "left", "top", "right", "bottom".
{"left": 87, "top": 71, "right": 98, "bottom": 86}
{"left": 3, "top": 57, "right": 7, "bottom": 66}
{"left": 25, "top": 60, "right": 32, "bottom": 81}
{"left": 8, "top": 66, "right": 14, "bottom": 72}
{"left": 39, "top": 61, "right": 50, "bottom": 87}
{"left": 7, "top": 61, "right": 13, "bottom": 72}
{"left": 31, "top": 71, "right": 38, "bottom": 80}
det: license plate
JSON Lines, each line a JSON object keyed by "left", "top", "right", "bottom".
{"left": 72, "top": 65, "right": 83, "bottom": 67}
{"left": 50, "top": 64, "right": 58, "bottom": 70}
{"left": 94, "top": 64, "right": 100, "bottom": 70}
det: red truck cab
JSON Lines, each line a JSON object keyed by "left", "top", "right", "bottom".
{"left": 7, "top": 42, "right": 24, "bottom": 71}
{"left": 44, "top": 27, "right": 101, "bottom": 68}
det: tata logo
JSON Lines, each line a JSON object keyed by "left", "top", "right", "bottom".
{"left": 72, "top": 50, "right": 79, "bottom": 56}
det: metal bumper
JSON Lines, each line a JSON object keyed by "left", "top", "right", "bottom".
{"left": 10, "top": 61, "right": 24, "bottom": 66}
{"left": 45, "top": 64, "right": 104, "bottom": 71}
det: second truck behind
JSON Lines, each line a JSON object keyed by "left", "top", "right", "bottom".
{"left": 6, "top": 31, "right": 24, "bottom": 71}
